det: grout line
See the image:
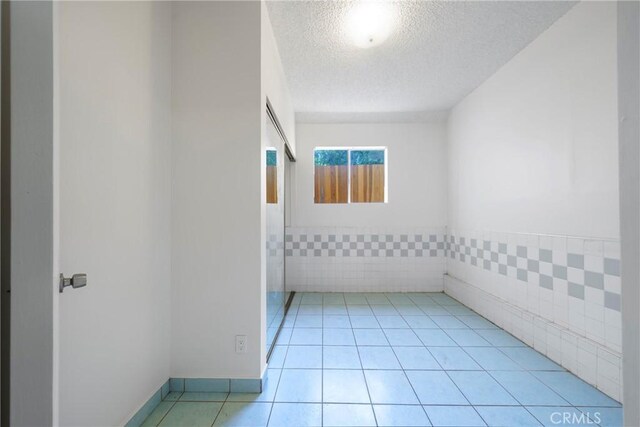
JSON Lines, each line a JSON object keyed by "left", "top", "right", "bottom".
{"left": 154, "top": 394, "right": 181, "bottom": 427}
{"left": 209, "top": 390, "right": 228, "bottom": 427}
{"left": 359, "top": 296, "right": 380, "bottom": 426}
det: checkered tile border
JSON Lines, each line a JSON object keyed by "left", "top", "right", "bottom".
{"left": 285, "top": 232, "right": 446, "bottom": 258}
{"left": 446, "top": 234, "right": 621, "bottom": 311}
{"left": 267, "top": 234, "right": 284, "bottom": 257}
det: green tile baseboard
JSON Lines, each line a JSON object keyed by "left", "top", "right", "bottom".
{"left": 169, "top": 376, "right": 264, "bottom": 393}
{"left": 124, "top": 380, "right": 170, "bottom": 427}
{"left": 125, "top": 373, "right": 266, "bottom": 426}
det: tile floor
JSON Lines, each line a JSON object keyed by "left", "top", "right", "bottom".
{"left": 141, "top": 292, "right": 622, "bottom": 426}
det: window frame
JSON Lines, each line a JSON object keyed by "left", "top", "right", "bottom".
{"left": 313, "top": 146, "right": 388, "bottom": 204}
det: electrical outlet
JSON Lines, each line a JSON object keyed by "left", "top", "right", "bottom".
{"left": 235, "top": 335, "right": 247, "bottom": 354}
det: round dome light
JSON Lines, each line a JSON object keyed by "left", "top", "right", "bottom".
{"left": 345, "top": 2, "right": 395, "bottom": 49}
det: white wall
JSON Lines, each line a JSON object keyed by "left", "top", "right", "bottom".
{"left": 618, "top": 0, "right": 640, "bottom": 422}
{"left": 8, "top": 2, "right": 55, "bottom": 426}
{"left": 262, "top": 3, "right": 296, "bottom": 156}
{"left": 171, "top": 1, "right": 264, "bottom": 380}
{"left": 287, "top": 122, "right": 448, "bottom": 292}
{"left": 446, "top": 1, "right": 622, "bottom": 400}
{"left": 56, "top": 2, "right": 172, "bottom": 425}
{"left": 448, "top": 1, "right": 618, "bottom": 239}
{"left": 293, "top": 122, "right": 447, "bottom": 228}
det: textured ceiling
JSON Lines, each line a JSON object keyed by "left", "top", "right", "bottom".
{"left": 266, "top": 1, "right": 576, "bottom": 115}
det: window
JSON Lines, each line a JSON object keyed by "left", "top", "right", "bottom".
{"left": 314, "top": 147, "right": 386, "bottom": 204}
{"left": 266, "top": 149, "right": 278, "bottom": 204}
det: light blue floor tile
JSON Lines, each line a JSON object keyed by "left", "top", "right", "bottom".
{"left": 420, "top": 306, "right": 451, "bottom": 315}
{"left": 404, "top": 316, "right": 439, "bottom": 329}
{"left": 275, "top": 328, "right": 292, "bottom": 346}
{"left": 409, "top": 295, "right": 436, "bottom": 305}
{"left": 444, "top": 306, "right": 475, "bottom": 315}
{"left": 373, "top": 405, "right": 431, "bottom": 427}
{"left": 354, "top": 329, "right": 390, "bottom": 346}
{"left": 526, "top": 406, "right": 595, "bottom": 427}
{"left": 141, "top": 401, "right": 175, "bottom": 427}
{"left": 499, "top": 347, "right": 564, "bottom": 371}
{"left": 577, "top": 407, "right": 623, "bottom": 427}
{"left": 475, "top": 329, "right": 525, "bottom": 347}
{"left": 274, "top": 369, "right": 322, "bottom": 403}
{"left": 323, "top": 328, "right": 356, "bottom": 345}
{"left": 474, "top": 406, "right": 542, "bottom": 427}
{"left": 463, "top": 347, "right": 523, "bottom": 371}
{"left": 444, "top": 329, "right": 491, "bottom": 347}
{"left": 384, "top": 329, "right": 423, "bottom": 346}
{"left": 294, "top": 315, "right": 322, "bottom": 328}
{"left": 533, "top": 372, "right": 621, "bottom": 407}
{"left": 227, "top": 370, "right": 281, "bottom": 403}
{"left": 298, "top": 305, "right": 323, "bottom": 315}
{"left": 406, "top": 371, "right": 468, "bottom": 405}
{"left": 428, "top": 347, "right": 482, "bottom": 370}
{"left": 301, "top": 294, "right": 323, "bottom": 305}
{"left": 350, "top": 316, "right": 381, "bottom": 329}
{"left": 489, "top": 371, "right": 569, "bottom": 406}
{"left": 323, "top": 404, "right": 377, "bottom": 427}
{"left": 159, "top": 292, "right": 624, "bottom": 427}
{"left": 377, "top": 316, "right": 410, "bottom": 328}
{"left": 431, "top": 316, "right": 469, "bottom": 329}
{"left": 344, "top": 294, "right": 368, "bottom": 304}
{"left": 431, "top": 294, "right": 460, "bottom": 305}
{"left": 359, "top": 346, "right": 402, "bottom": 369}
{"left": 393, "top": 346, "right": 441, "bottom": 370}
{"left": 457, "top": 315, "right": 498, "bottom": 329}
{"left": 323, "top": 369, "right": 371, "bottom": 403}
{"left": 414, "top": 329, "right": 458, "bottom": 346}
{"left": 268, "top": 346, "right": 287, "bottom": 369}
{"left": 323, "top": 346, "right": 362, "bottom": 369}
{"left": 179, "top": 392, "right": 228, "bottom": 402}
{"left": 323, "top": 305, "right": 348, "bottom": 315}
{"left": 159, "top": 402, "right": 222, "bottom": 427}
{"left": 289, "top": 328, "right": 322, "bottom": 345}
{"left": 371, "top": 305, "right": 400, "bottom": 316}
{"left": 386, "top": 294, "right": 414, "bottom": 305}
{"left": 364, "top": 370, "right": 419, "bottom": 404}
{"left": 367, "top": 295, "right": 391, "bottom": 305}
{"left": 165, "top": 392, "right": 182, "bottom": 401}
{"left": 267, "top": 403, "right": 322, "bottom": 427}
{"left": 348, "top": 305, "right": 375, "bottom": 316}
{"left": 448, "top": 371, "right": 518, "bottom": 405}
{"left": 283, "top": 315, "right": 296, "bottom": 328}
{"left": 323, "top": 293, "right": 345, "bottom": 305}
{"left": 373, "top": 404, "right": 431, "bottom": 427}
{"left": 423, "top": 405, "right": 486, "bottom": 427}
{"left": 284, "top": 345, "right": 322, "bottom": 369}
{"left": 323, "top": 315, "right": 351, "bottom": 328}
{"left": 213, "top": 402, "right": 271, "bottom": 427}
{"left": 395, "top": 305, "right": 425, "bottom": 316}
{"left": 296, "top": 307, "right": 321, "bottom": 318}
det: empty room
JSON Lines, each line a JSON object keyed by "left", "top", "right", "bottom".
{"left": 1, "top": 1, "right": 638, "bottom": 427}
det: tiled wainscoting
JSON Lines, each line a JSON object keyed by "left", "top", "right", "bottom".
{"left": 285, "top": 227, "right": 447, "bottom": 292}
{"left": 445, "top": 230, "right": 622, "bottom": 402}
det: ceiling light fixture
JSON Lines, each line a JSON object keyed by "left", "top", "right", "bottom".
{"left": 345, "top": 1, "right": 395, "bottom": 49}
